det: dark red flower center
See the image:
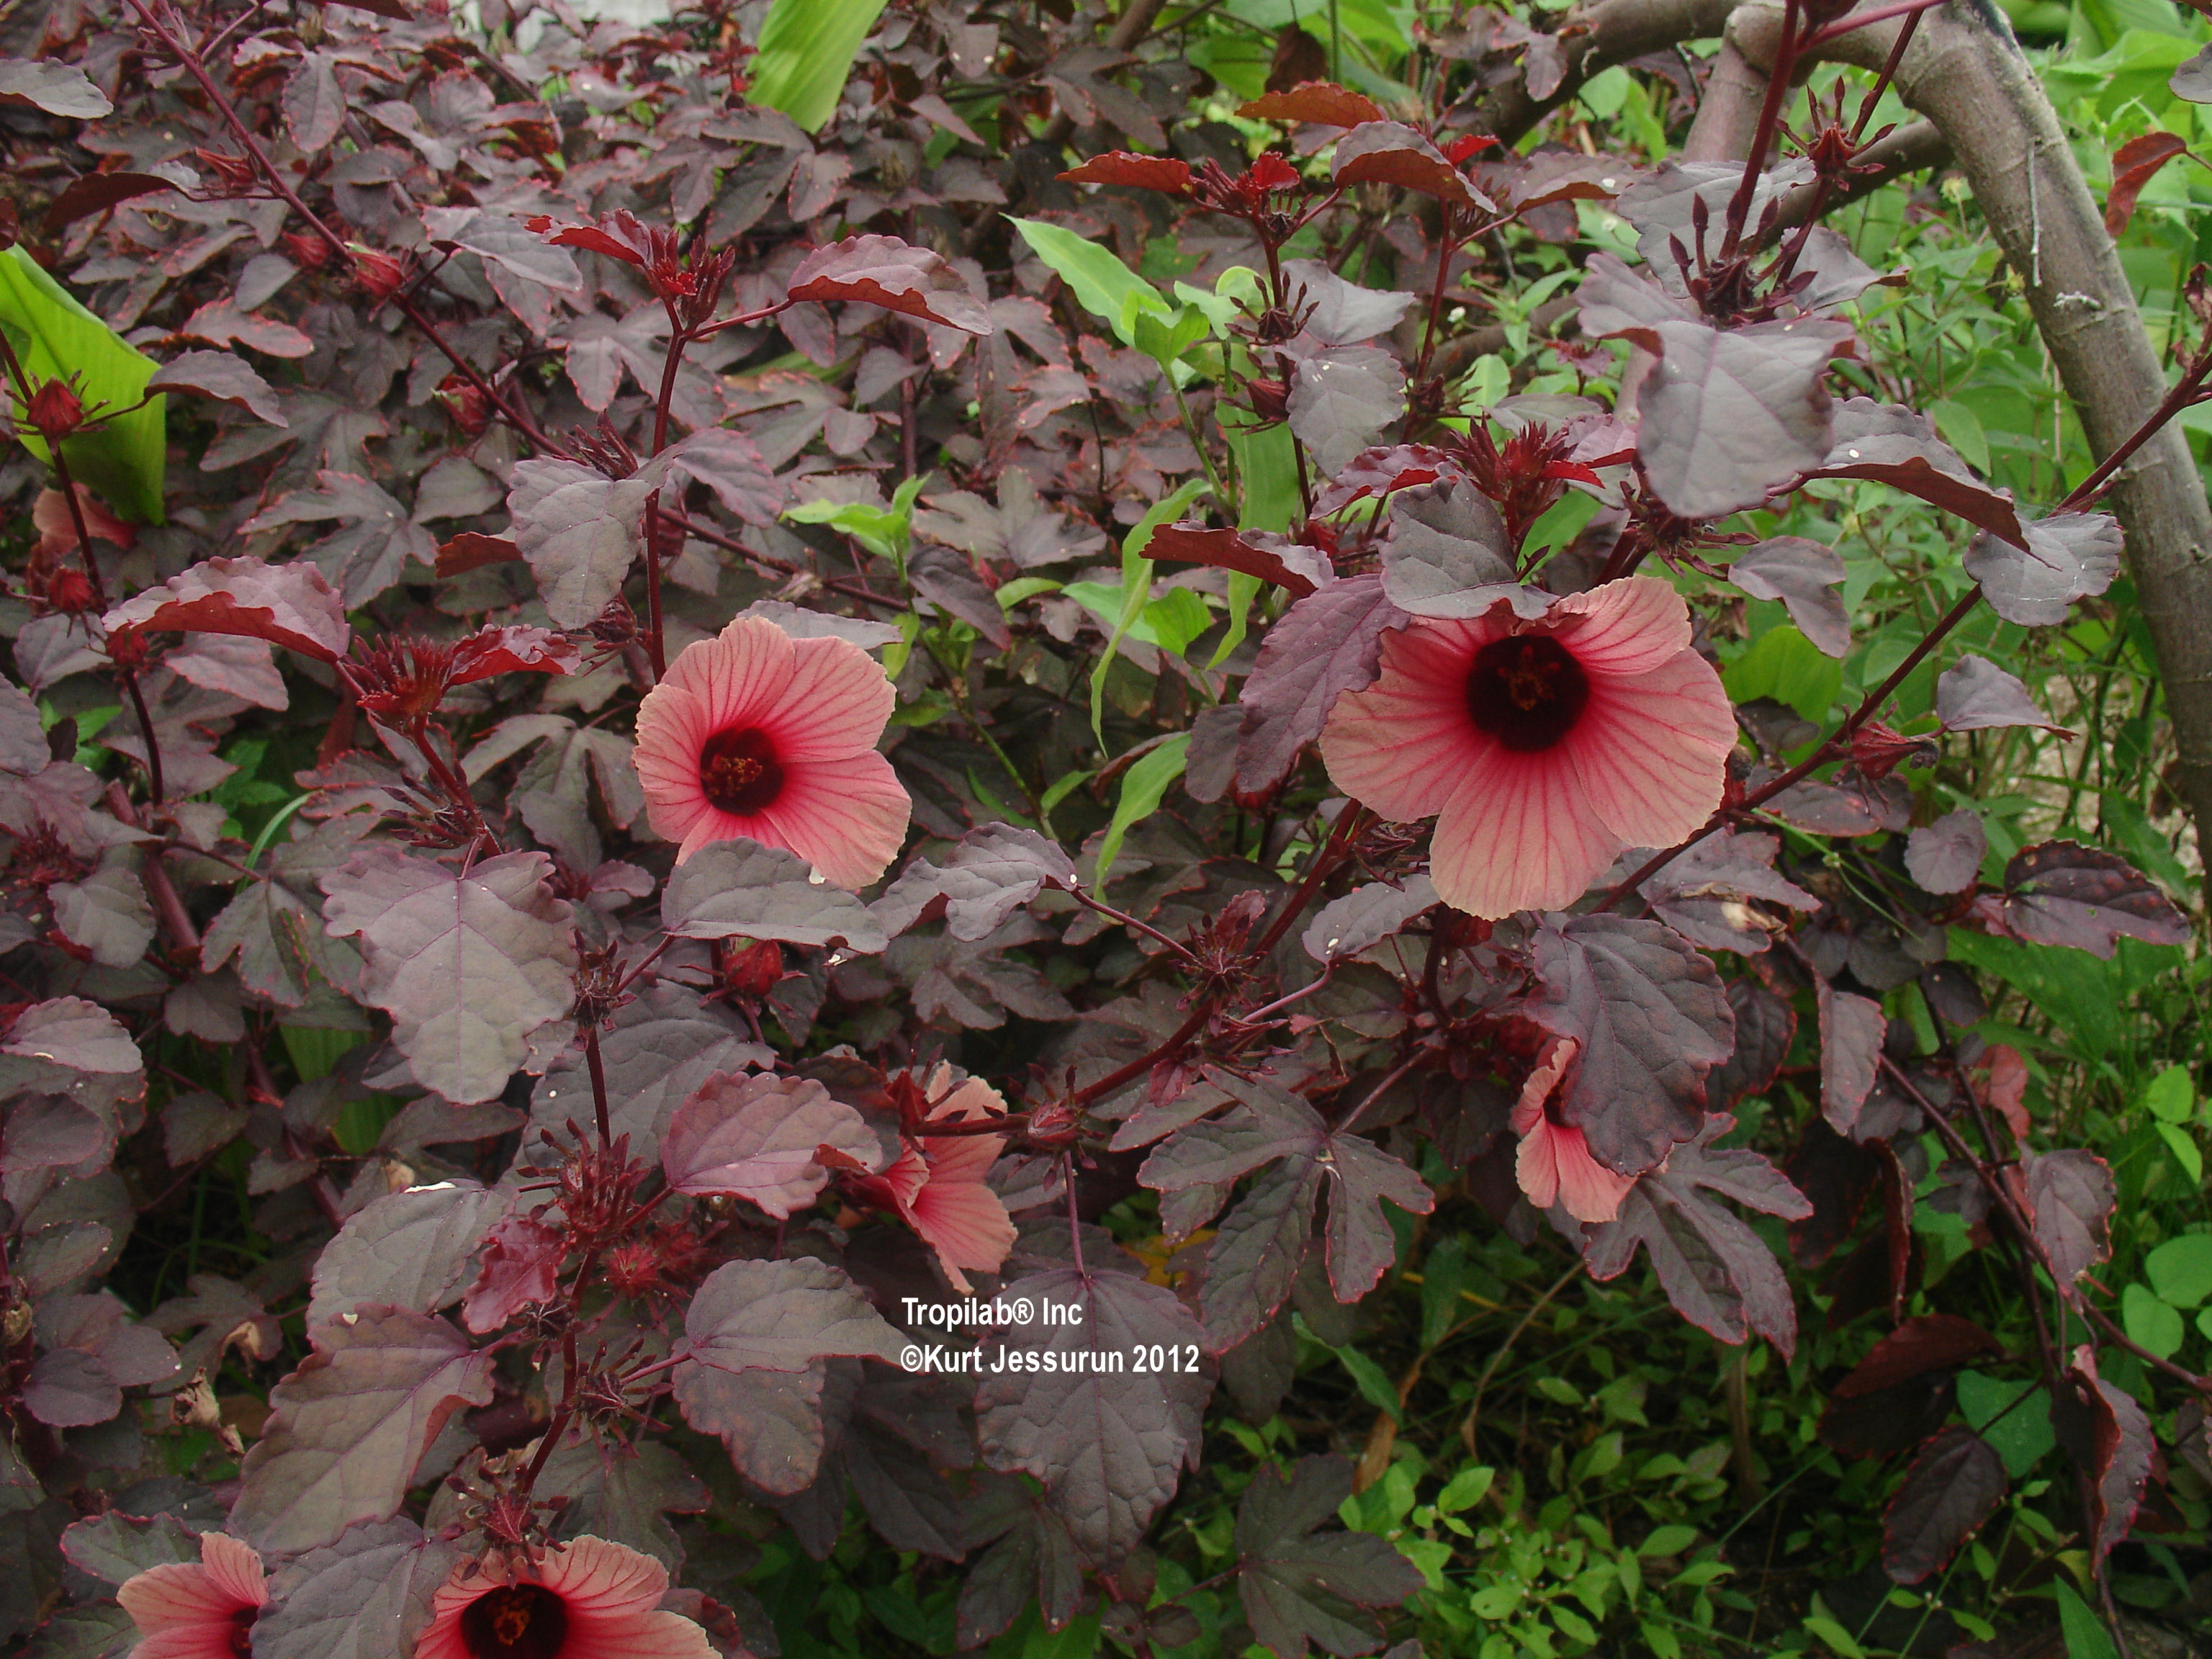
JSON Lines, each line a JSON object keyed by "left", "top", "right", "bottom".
{"left": 699, "top": 726, "right": 784, "bottom": 814}
{"left": 1465, "top": 634, "right": 1588, "bottom": 752}
{"left": 229, "top": 1609, "right": 258, "bottom": 1659}
{"left": 459, "top": 1584, "right": 568, "bottom": 1659}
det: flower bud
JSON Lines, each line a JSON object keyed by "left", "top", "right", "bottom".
{"left": 22, "top": 378, "right": 84, "bottom": 442}
{"left": 40, "top": 567, "right": 96, "bottom": 615}
{"left": 436, "top": 372, "right": 493, "bottom": 437}
{"left": 722, "top": 938, "right": 783, "bottom": 1000}
{"left": 349, "top": 244, "right": 410, "bottom": 301}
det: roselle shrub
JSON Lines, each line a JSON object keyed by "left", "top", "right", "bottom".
{"left": 1, "top": 0, "right": 2209, "bottom": 1655}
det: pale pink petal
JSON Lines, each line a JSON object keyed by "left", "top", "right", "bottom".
{"left": 1426, "top": 742, "right": 1621, "bottom": 918}
{"left": 1318, "top": 618, "right": 1492, "bottom": 820}
{"left": 415, "top": 1560, "right": 517, "bottom": 1659}
{"left": 197, "top": 1534, "right": 267, "bottom": 1609}
{"left": 1510, "top": 1038, "right": 1578, "bottom": 1136}
{"left": 907, "top": 1174, "right": 1016, "bottom": 1290}
{"left": 770, "top": 635, "right": 898, "bottom": 761}
{"left": 129, "top": 1624, "right": 241, "bottom": 1659}
{"left": 566, "top": 1610, "right": 716, "bottom": 1659}
{"left": 1550, "top": 575, "right": 1693, "bottom": 676}
{"left": 119, "top": 1565, "right": 237, "bottom": 1635}
{"left": 1515, "top": 1115, "right": 1637, "bottom": 1224}
{"left": 655, "top": 615, "right": 796, "bottom": 734}
{"left": 750, "top": 751, "right": 910, "bottom": 890}
{"left": 1564, "top": 652, "right": 1736, "bottom": 850}
{"left": 536, "top": 1536, "right": 669, "bottom": 1621}
{"left": 850, "top": 1143, "right": 929, "bottom": 1214}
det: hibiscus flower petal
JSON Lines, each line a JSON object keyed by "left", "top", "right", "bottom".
{"left": 1550, "top": 575, "right": 1693, "bottom": 676}
{"left": 659, "top": 615, "right": 797, "bottom": 733}
{"left": 1549, "top": 1123, "right": 1640, "bottom": 1224}
{"left": 1511, "top": 1038, "right": 1578, "bottom": 1136}
{"left": 772, "top": 635, "right": 898, "bottom": 761}
{"left": 752, "top": 751, "right": 911, "bottom": 890}
{"left": 129, "top": 1624, "right": 244, "bottom": 1659}
{"left": 565, "top": 1609, "right": 717, "bottom": 1659}
{"left": 119, "top": 1565, "right": 238, "bottom": 1635}
{"left": 1566, "top": 652, "right": 1736, "bottom": 851}
{"left": 536, "top": 1537, "right": 669, "bottom": 1620}
{"left": 908, "top": 1174, "right": 1017, "bottom": 1284}
{"left": 1514, "top": 1113, "right": 1565, "bottom": 1210}
{"left": 1426, "top": 743, "right": 1621, "bottom": 918}
{"left": 1319, "top": 617, "right": 1496, "bottom": 820}
{"left": 197, "top": 1534, "right": 267, "bottom": 1609}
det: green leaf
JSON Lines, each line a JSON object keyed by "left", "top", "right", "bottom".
{"left": 0, "top": 247, "right": 166, "bottom": 523}
{"left": 1436, "top": 1465, "right": 1494, "bottom": 1514}
{"left": 1009, "top": 217, "right": 1169, "bottom": 346}
{"left": 1803, "top": 1611, "right": 1867, "bottom": 1658}
{"left": 280, "top": 1024, "right": 368, "bottom": 1083}
{"left": 747, "top": 0, "right": 887, "bottom": 132}
{"left": 1223, "top": 418, "right": 1301, "bottom": 532}
{"left": 2145, "top": 1235, "right": 2212, "bottom": 1308}
{"left": 1131, "top": 304, "right": 1210, "bottom": 372}
{"left": 1087, "top": 475, "right": 1209, "bottom": 744}
{"left": 2054, "top": 1578, "right": 2118, "bottom": 1659}
{"left": 1093, "top": 734, "right": 1187, "bottom": 896}
{"left": 1722, "top": 623, "right": 1841, "bottom": 721}
{"left": 2157, "top": 1122, "right": 2203, "bottom": 1183}
{"left": 1639, "top": 1524, "right": 1698, "bottom": 1557}
{"left": 2144, "top": 1064, "right": 2194, "bottom": 1124}
{"left": 1929, "top": 397, "right": 1991, "bottom": 475}
{"left": 1210, "top": 570, "right": 1264, "bottom": 667}
{"left": 2121, "top": 1282, "right": 2184, "bottom": 1359}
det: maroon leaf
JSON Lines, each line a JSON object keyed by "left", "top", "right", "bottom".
{"left": 22, "top": 1348, "right": 119, "bottom": 1426}
{"left": 1820, "top": 1374, "right": 1959, "bottom": 1459}
{"left": 231, "top": 1306, "right": 497, "bottom": 1552}
{"left": 2053, "top": 1347, "right": 2154, "bottom": 1567}
{"left": 663, "top": 427, "right": 786, "bottom": 526}
{"left": 148, "top": 349, "right": 286, "bottom": 426}
{"left": 1312, "top": 444, "right": 1459, "bottom": 514}
{"left": 459, "top": 1215, "right": 563, "bottom": 1335}
{"left": 1237, "top": 82, "right": 1387, "bottom": 127}
{"left": 104, "top": 555, "right": 351, "bottom": 663}
{"left": 1638, "top": 318, "right": 1854, "bottom": 518}
{"left": 1144, "top": 523, "right": 1329, "bottom": 598}
{"left": 1786, "top": 1117, "right": 1881, "bottom": 1269}
{"left": 1235, "top": 1455, "right": 1425, "bottom": 1659}
{"left": 328, "top": 0, "right": 413, "bottom": 17}
{"left": 2105, "top": 130, "right": 2189, "bottom": 235}
{"left": 1490, "top": 151, "right": 1640, "bottom": 212}
{"left": 1054, "top": 153, "right": 1194, "bottom": 196}
{"left": 1527, "top": 913, "right": 1735, "bottom": 1176}
{"left": 1581, "top": 1115, "right": 1812, "bottom": 1357}
{"left": 1816, "top": 980, "right": 1884, "bottom": 1137}
{"left": 1808, "top": 398, "right": 2026, "bottom": 546}
{"left": 1231, "top": 573, "right": 1407, "bottom": 794}
{"left": 1882, "top": 1427, "right": 2007, "bottom": 1583}
{"left": 1331, "top": 122, "right": 1489, "bottom": 210}
{"left": 523, "top": 208, "right": 654, "bottom": 268}
{"left": 660, "top": 1071, "right": 884, "bottom": 1218}
{"left": 2023, "top": 1148, "right": 2115, "bottom": 1285}
{"left": 1709, "top": 979, "right": 1796, "bottom": 1109}
{"left": 873, "top": 823, "right": 1081, "bottom": 942}
{"left": 788, "top": 235, "right": 991, "bottom": 334}
{"left": 1937, "top": 655, "right": 2069, "bottom": 734}
{"left": 1730, "top": 537, "right": 1848, "bottom": 657}
{"left": 248, "top": 1519, "right": 458, "bottom": 1659}
{"left": 1762, "top": 765, "right": 1912, "bottom": 837}
{"left": 436, "top": 532, "right": 522, "bottom": 576}
{"left": 1962, "top": 513, "right": 2123, "bottom": 627}
{"left": 1905, "top": 809, "right": 1987, "bottom": 895}
{"left": 678, "top": 1258, "right": 906, "bottom": 1377}
{"left": 1637, "top": 829, "right": 1819, "bottom": 955}
{"left": 1836, "top": 1315, "right": 2006, "bottom": 1398}
{"left": 307, "top": 1180, "right": 508, "bottom": 1326}
{"left": 42, "top": 171, "right": 175, "bottom": 234}
{"left": 1972, "top": 840, "right": 2189, "bottom": 958}
{"left": 446, "top": 624, "right": 579, "bottom": 685}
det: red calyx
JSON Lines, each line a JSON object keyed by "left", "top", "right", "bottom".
{"left": 22, "top": 378, "right": 84, "bottom": 442}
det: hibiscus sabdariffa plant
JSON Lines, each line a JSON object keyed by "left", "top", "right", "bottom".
{"left": 6, "top": 1, "right": 2211, "bottom": 1657}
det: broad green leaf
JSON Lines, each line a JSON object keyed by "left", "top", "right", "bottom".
{"left": 2157, "top": 1122, "right": 2203, "bottom": 1182}
{"left": 1210, "top": 569, "right": 1264, "bottom": 667}
{"left": 747, "top": 0, "right": 886, "bottom": 132}
{"left": 1010, "top": 217, "right": 1170, "bottom": 345}
{"left": 1087, "top": 475, "right": 1209, "bottom": 743}
{"left": 0, "top": 247, "right": 165, "bottom": 522}
{"left": 1956, "top": 1370, "right": 2056, "bottom": 1478}
{"left": 1095, "top": 734, "right": 1188, "bottom": 895}
{"left": 1329, "top": 1341, "right": 1402, "bottom": 1422}
{"left": 1435, "top": 1465, "right": 1494, "bottom": 1514}
{"left": 1929, "top": 397, "right": 1991, "bottom": 475}
{"left": 2121, "top": 1282, "right": 2184, "bottom": 1358}
{"left": 2144, "top": 1064, "right": 2194, "bottom": 1123}
{"left": 1724, "top": 623, "right": 1842, "bottom": 720}
{"left": 1225, "top": 418, "right": 1300, "bottom": 532}
{"left": 2145, "top": 1235, "right": 2212, "bottom": 1308}
{"left": 1132, "top": 305, "right": 1211, "bottom": 372}
{"left": 2054, "top": 1578, "right": 2118, "bottom": 1659}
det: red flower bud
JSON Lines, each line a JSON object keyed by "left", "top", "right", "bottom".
{"left": 436, "top": 372, "right": 493, "bottom": 437}
{"left": 1246, "top": 151, "right": 1302, "bottom": 196}
{"left": 1849, "top": 721, "right": 1939, "bottom": 781}
{"left": 22, "top": 378, "right": 84, "bottom": 443}
{"left": 1246, "top": 377, "right": 1290, "bottom": 421}
{"left": 105, "top": 621, "right": 150, "bottom": 672}
{"left": 40, "top": 567, "right": 96, "bottom": 616}
{"left": 722, "top": 938, "right": 783, "bottom": 1001}
{"left": 282, "top": 231, "right": 333, "bottom": 270}
{"left": 349, "top": 244, "right": 410, "bottom": 301}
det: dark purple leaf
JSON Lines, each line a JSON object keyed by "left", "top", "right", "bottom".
{"left": 1527, "top": 913, "right": 1735, "bottom": 1174}
{"left": 1490, "top": 152, "right": 1639, "bottom": 212}
{"left": 1972, "top": 840, "right": 2189, "bottom": 958}
{"left": 1282, "top": 259, "right": 1417, "bottom": 348}
{"left": 232, "top": 1306, "right": 496, "bottom": 1552}
{"left": 1708, "top": 979, "right": 1796, "bottom": 1109}
{"left": 321, "top": 848, "right": 577, "bottom": 1106}
{"left": 1303, "top": 875, "right": 1438, "bottom": 963}
{"left": 505, "top": 458, "right": 659, "bottom": 630}
{"left": 2175, "top": 45, "right": 2212, "bottom": 102}
{"left": 1817, "top": 981, "right": 1884, "bottom": 1137}
{"left": 14, "top": 1221, "right": 112, "bottom": 1294}
{"left": 678, "top": 1259, "right": 907, "bottom": 1380}
{"left": 1637, "top": 318, "right": 1853, "bottom": 518}
{"left": 104, "top": 557, "right": 351, "bottom": 665}
{"left": 42, "top": 171, "right": 173, "bottom": 233}
{"left": 788, "top": 235, "right": 991, "bottom": 334}
{"left": 146, "top": 351, "right": 286, "bottom": 427}
{"left": 1144, "top": 524, "right": 1329, "bottom": 599}
{"left": 660, "top": 1072, "right": 884, "bottom": 1216}
{"left": 1937, "top": 656, "right": 2069, "bottom": 734}
{"left": 1235, "top": 1455, "right": 1425, "bottom": 1659}
{"left": 0, "top": 1097, "right": 110, "bottom": 1175}
{"left": 1762, "top": 765, "right": 1912, "bottom": 837}
{"left": 1638, "top": 830, "right": 1820, "bottom": 954}
{"left": 662, "top": 428, "right": 785, "bottom": 527}
{"left": 1238, "top": 82, "right": 1387, "bottom": 126}
{"left": 445, "top": 624, "right": 578, "bottom": 685}
{"left": 307, "top": 1182, "right": 508, "bottom": 1327}
{"left": 1377, "top": 480, "right": 1525, "bottom": 619}
{"left": 59, "top": 1512, "right": 200, "bottom": 1585}
{"left": 435, "top": 532, "right": 522, "bottom": 576}
{"left": 0, "top": 58, "right": 109, "bottom": 117}
{"left": 2052, "top": 1348, "right": 2154, "bottom": 1568}
{"left": 957, "top": 1482, "right": 1083, "bottom": 1648}
{"left": 532, "top": 985, "right": 770, "bottom": 1164}
{"left": 1200, "top": 1161, "right": 1322, "bottom": 1352}
{"left": 1581, "top": 1115, "right": 1812, "bottom": 1356}
{"left": 22, "top": 1348, "right": 118, "bottom": 1427}
{"left": 457, "top": 1215, "right": 562, "bottom": 1336}
{"left": 662, "top": 837, "right": 887, "bottom": 952}
{"left": 4, "top": 996, "right": 140, "bottom": 1074}
{"left": 1288, "top": 349, "right": 1404, "bottom": 474}
{"left": 873, "top": 824, "right": 1079, "bottom": 941}
{"left": 1232, "top": 574, "right": 1407, "bottom": 793}
{"left": 1906, "top": 810, "right": 1987, "bottom": 895}
{"left": 1808, "top": 398, "right": 2027, "bottom": 545}
{"left": 1730, "top": 537, "right": 1848, "bottom": 657}
{"left": 1819, "top": 1373, "right": 1957, "bottom": 1459}
{"left": 1837, "top": 1315, "right": 2007, "bottom": 1398}
{"left": 1962, "top": 513, "right": 2122, "bottom": 626}
{"left": 1311, "top": 444, "right": 1458, "bottom": 515}
{"left": 1330, "top": 122, "right": 1489, "bottom": 209}
{"left": 1054, "top": 153, "right": 1195, "bottom": 195}
{"left": 1575, "top": 251, "right": 1699, "bottom": 340}
{"left": 977, "top": 1269, "right": 1213, "bottom": 1565}
{"left": 1786, "top": 1118, "right": 1881, "bottom": 1268}
{"left": 1883, "top": 1428, "right": 2007, "bottom": 1583}
{"left": 2023, "top": 1149, "right": 2115, "bottom": 1285}
{"left": 252, "top": 1518, "right": 459, "bottom": 1659}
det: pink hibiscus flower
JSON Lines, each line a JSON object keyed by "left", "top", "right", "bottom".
{"left": 1511, "top": 1037, "right": 1640, "bottom": 1224}
{"left": 1319, "top": 575, "right": 1736, "bottom": 918}
{"left": 117, "top": 1532, "right": 267, "bottom": 1659}
{"left": 415, "top": 1537, "right": 712, "bottom": 1659}
{"left": 633, "top": 614, "right": 910, "bottom": 888}
{"left": 850, "top": 1066, "right": 1017, "bottom": 1293}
